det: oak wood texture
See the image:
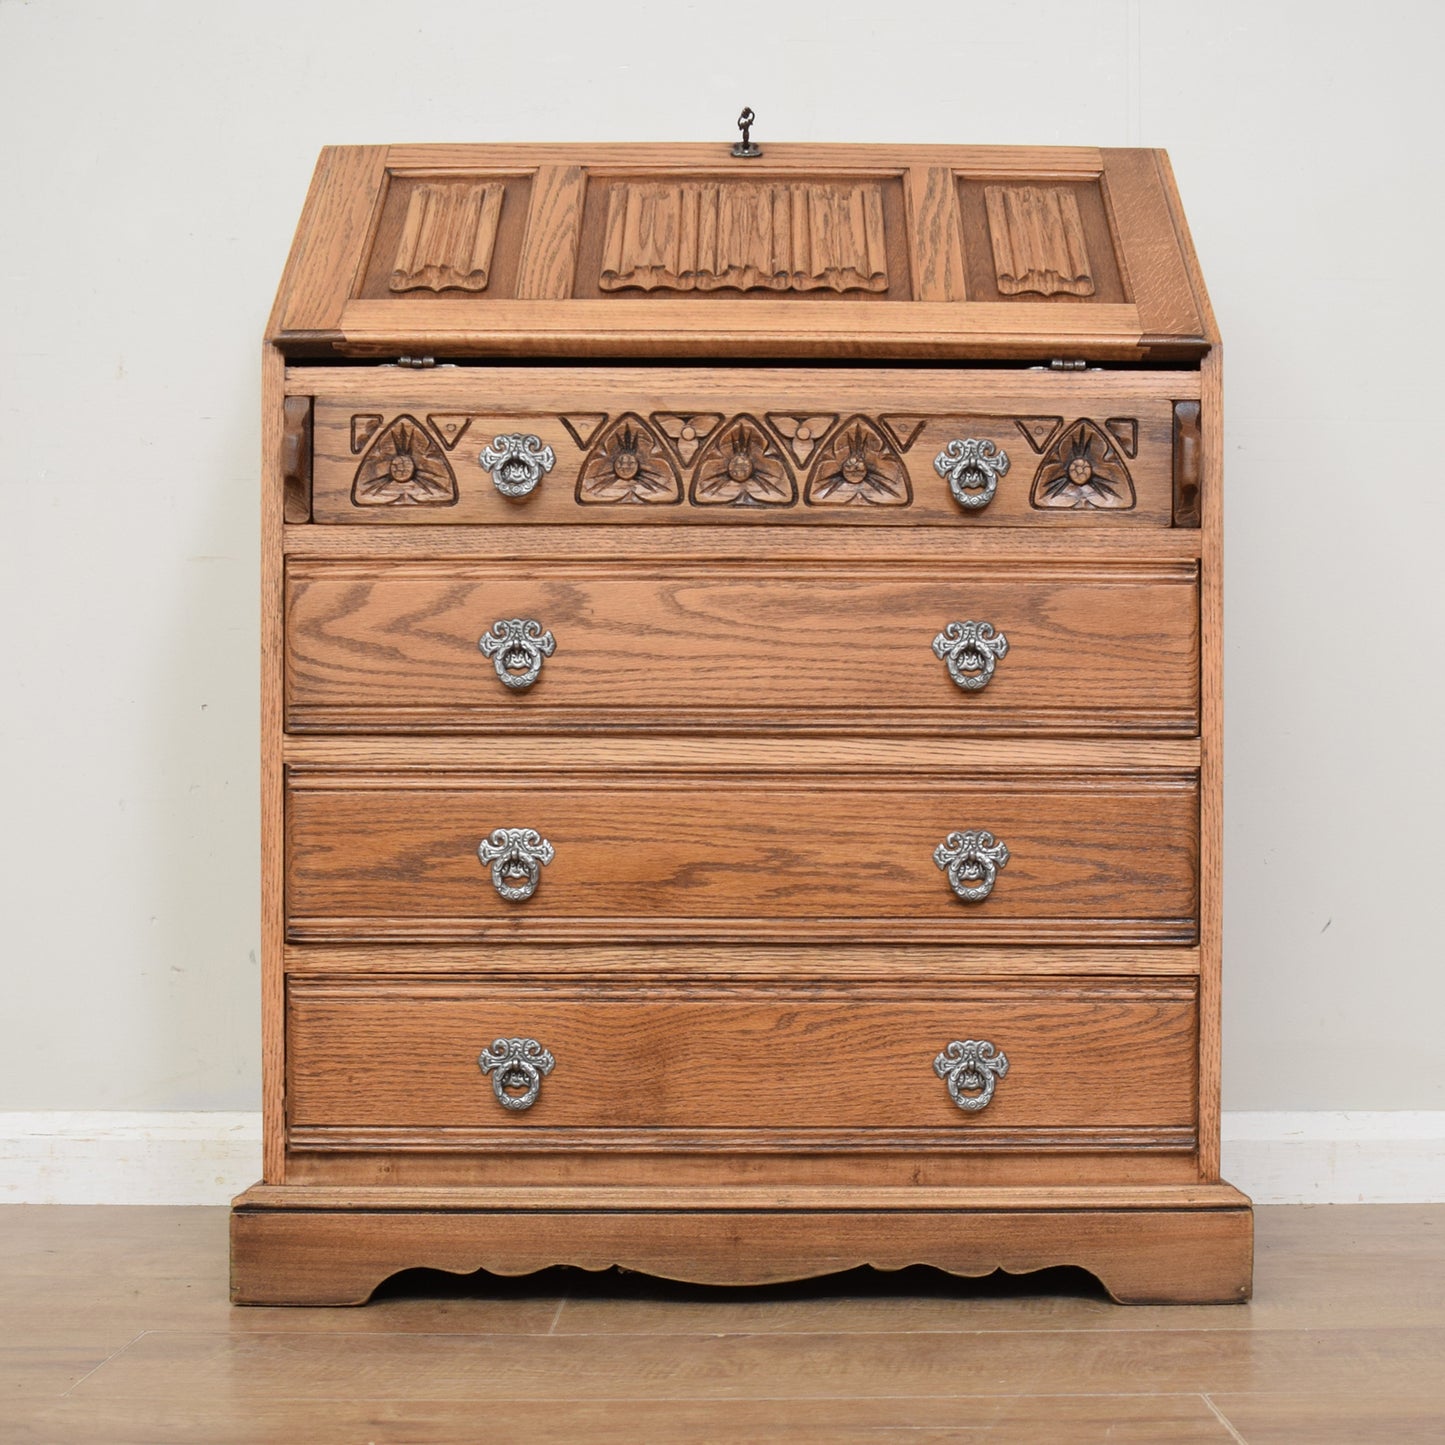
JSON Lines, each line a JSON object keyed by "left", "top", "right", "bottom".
{"left": 244, "top": 139, "right": 1243, "bottom": 1307}
{"left": 12, "top": 1205, "right": 1439, "bottom": 1444}
{"left": 270, "top": 144, "right": 1206, "bottom": 360}
{"left": 284, "top": 979, "right": 1197, "bottom": 1137}
{"left": 230, "top": 1204, "right": 1249, "bottom": 1306}
{"left": 284, "top": 769, "right": 1199, "bottom": 943}
{"left": 285, "top": 560, "right": 1199, "bottom": 735}
{"left": 302, "top": 366, "right": 1190, "bottom": 528}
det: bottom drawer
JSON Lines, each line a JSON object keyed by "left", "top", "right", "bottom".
{"left": 287, "top": 979, "right": 1197, "bottom": 1143}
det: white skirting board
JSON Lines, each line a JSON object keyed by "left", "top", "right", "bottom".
{"left": 1, "top": 1111, "right": 1442, "bottom": 1206}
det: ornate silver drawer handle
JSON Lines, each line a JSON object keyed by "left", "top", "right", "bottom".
{"left": 932, "top": 620, "right": 1008, "bottom": 690}
{"left": 480, "top": 433, "right": 556, "bottom": 498}
{"left": 934, "top": 829, "right": 1009, "bottom": 902}
{"left": 479, "top": 618, "right": 555, "bottom": 690}
{"left": 933, "top": 1039, "right": 1008, "bottom": 1111}
{"left": 478, "top": 1037, "right": 555, "bottom": 1111}
{"left": 478, "top": 828, "right": 554, "bottom": 902}
{"left": 934, "top": 437, "right": 1010, "bottom": 510}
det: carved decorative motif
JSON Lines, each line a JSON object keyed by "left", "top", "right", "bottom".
{"left": 879, "top": 415, "right": 928, "bottom": 452}
{"left": 1105, "top": 417, "right": 1139, "bottom": 458}
{"left": 767, "top": 414, "right": 837, "bottom": 466}
{"left": 1031, "top": 419, "right": 1137, "bottom": 510}
{"left": 652, "top": 413, "right": 723, "bottom": 466}
{"left": 427, "top": 414, "right": 473, "bottom": 450}
{"left": 577, "top": 414, "right": 682, "bottom": 504}
{"left": 599, "top": 182, "right": 889, "bottom": 294}
{"left": 559, "top": 413, "right": 609, "bottom": 450}
{"left": 805, "top": 416, "right": 911, "bottom": 506}
{"left": 351, "top": 415, "right": 457, "bottom": 507}
{"left": 691, "top": 416, "right": 797, "bottom": 506}
{"left": 389, "top": 182, "right": 505, "bottom": 293}
{"left": 1015, "top": 416, "right": 1065, "bottom": 453}
{"left": 350, "top": 414, "right": 383, "bottom": 454}
{"left": 984, "top": 186, "right": 1095, "bottom": 298}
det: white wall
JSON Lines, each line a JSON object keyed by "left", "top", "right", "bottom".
{"left": 1, "top": 0, "right": 1441, "bottom": 1114}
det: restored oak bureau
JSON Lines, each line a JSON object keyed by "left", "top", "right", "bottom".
{"left": 231, "top": 135, "right": 1252, "bottom": 1305}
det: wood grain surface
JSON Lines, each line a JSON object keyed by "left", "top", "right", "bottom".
{"left": 284, "top": 771, "right": 1199, "bottom": 940}
{"left": 285, "top": 560, "right": 1199, "bottom": 734}
{"left": 285, "top": 978, "right": 1197, "bottom": 1134}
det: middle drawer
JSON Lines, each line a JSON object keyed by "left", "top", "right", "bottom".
{"left": 286, "top": 560, "right": 1199, "bottom": 735}
{"left": 285, "top": 768, "right": 1199, "bottom": 944}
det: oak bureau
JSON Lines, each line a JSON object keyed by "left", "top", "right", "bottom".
{"left": 230, "top": 132, "right": 1252, "bottom": 1305}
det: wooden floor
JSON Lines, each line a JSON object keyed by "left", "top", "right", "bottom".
{"left": 3, "top": 1205, "right": 1442, "bottom": 1443}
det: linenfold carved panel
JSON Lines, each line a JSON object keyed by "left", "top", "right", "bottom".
{"left": 984, "top": 186, "right": 1095, "bottom": 298}
{"left": 599, "top": 182, "right": 889, "bottom": 294}
{"left": 389, "top": 183, "right": 505, "bottom": 293}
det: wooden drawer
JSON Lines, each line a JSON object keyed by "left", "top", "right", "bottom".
{"left": 285, "top": 769, "right": 1198, "bottom": 944}
{"left": 299, "top": 367, "right": 1199, "bottom": 528}
{"left": 286, "top": 560, "right": 1199, "bottom": 736}
{"left": 285, "top": 979, "right": 1198, "bottom": 1143}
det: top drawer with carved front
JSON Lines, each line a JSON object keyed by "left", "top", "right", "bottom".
{"left": 295, "top": 368, "right": 1203, "bottom": 528}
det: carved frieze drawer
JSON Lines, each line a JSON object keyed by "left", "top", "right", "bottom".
{"left": 285, "top": 560, "right": 1200, "bottom": 736}
{"left": 285, "top": 978, "right": 1199, "bottom": 1147}
{"left": 295, "top": 367, "right": 1202, "bottom": 528}
{"left": 284, "top": 767, "right": 1199, "bottom": 946}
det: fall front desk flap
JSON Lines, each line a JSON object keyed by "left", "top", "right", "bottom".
{"left": 270, "top": 144, "right": 1213, "bottom": 362}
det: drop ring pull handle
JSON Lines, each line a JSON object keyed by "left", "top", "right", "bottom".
{"left": 478, "top": 1037, "right": 554, "bottom": 1111}
{"left": 933, "top": 1039, "right": 1009, "bottom": 1111}
{"left": 478, "top": 828, "right": 554, "bottom": 902}
{"left": 932, "top": 620, "right": 1008, "bottom": 690}
{"left": 934, "top": 829, "right": 1009, "bottom": 902}
{"left": 480, "top": 618, "right": 555, "bottom": 690}
{"left": 934, "top": 438, "right": 1010, "bottom": 510}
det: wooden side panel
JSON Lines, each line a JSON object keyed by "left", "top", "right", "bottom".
{"left": 284, "top": 561, "right": 1200, "bottom": 735}
{"left": 286, "top": 980, "right": 1198, "bottom": 1132}
{"left": 274, "top": 146, "right": 389, "bottom": 339}
{"left": 515, "top": 165, "right": 586, "bottom": 299}
{"left": 284, "top": 772, "right": 1199, "bottom": 940}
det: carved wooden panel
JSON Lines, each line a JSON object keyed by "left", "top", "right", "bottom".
{"left": 388, "top": 183, "right": 505, "bottom": 293}
{"left": 307, "top": 371, "right": 1187, "bottom": 528}
{"left": 598, "top": 182, "right": 889, "bottom": 294}
{"left": 804, "top": 417, "right": 911, "bottom": 506}
{"left": 984, "top": 186, "right": 1094, "bottom": 298}
{"left": 576, "top": 414, "right": 681, "bottom": 504}
{"left": 350, "top": 416, "right": 457, "bottom": 507}
{"left": 690, "top": 416, "right": 796, "bottom": 505}
{"left": 1030, "top": 419, "right": 1137, "bottom": 511}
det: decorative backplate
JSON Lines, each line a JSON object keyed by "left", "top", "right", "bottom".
{"left": 577, "top": 414, "right": 682, "bottom": 504}
{"left": 690, "top": 416, "right": 797, "bottom": 506}
{"left": 350, "top": 415, "right": 458, "bottom": 506}
{"left": 1031, "top": 419, "right": 1137, "bottom": 510}
{"left": 983, "top": 186, "right": 1094, "bottom": 297}
{"left": 598, "top": 181, "right": 889, "bottom": 294}
{"left": 804, "top": 416, "right": 911, "bottom": 506}
{"left": 389, "top": 182, "right": 505, "bottom": 293}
